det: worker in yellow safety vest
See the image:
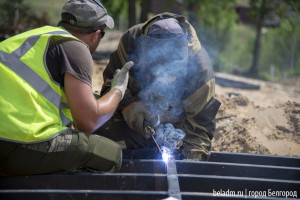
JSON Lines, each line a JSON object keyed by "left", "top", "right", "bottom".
{"left": 0, "top": 0, "right": 133, "bottom": 176}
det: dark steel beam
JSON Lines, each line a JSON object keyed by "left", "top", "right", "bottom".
{"left": 181, "top": 192, "right": 283, "bottom": 200}
{"left": 122, "top": 148, "right": 161, "bottom": 159}
{"left": 209, "top": 151, "right": 300, "bottom": 167}
{"left": 0, "top": 190, "right": 169, "bottom": 200}
{"left": 0, "top": 173, "right": 167, "bottom": 191}
{"left": 121, "top": 159, "right": 166, "bottom": 173}
{"left": 121, "top": 159, "right": 300, "bottom": 181}
{"left": 1, "top": 150, "right": 299, "bottom": 200}
{"left": 122, "top": 148, "right": 183, "bottom": 160}
{"left": 2, "top": 173, "right": 298, "bottom": 195}
{"left": 176, "top": 160, "right": 300, "bottom": 181}
{"left": 1, "top": 190, "right": 288, "bottom": 200}
{"left": 178, "top": 175, "right": 300, "bottom": 194}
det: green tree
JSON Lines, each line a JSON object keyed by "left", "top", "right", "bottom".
{"left": 259, "top": 1, "right": 300, "bottom": 79}
{"left": 102, "top": 0, "right": 151, "bottom": 30}
{"left": 101, "top": 0, "right": 127, "bottom": 29}
{"left": 183, "top": 0, "right": 238, "bottom": 72}
{"left": 247, "top": 0, "right": 278, "bottom": 76}
{"left": 140, "top": 0, "right": 152, "bottom": 23}
{"left": 0, "top": 0, "right": 31, "bottom": 35}
{"left": 247, "top": 0, "right": 300, "bottom": 77}
{"left": 128, "top": 0, "right": 136, "bottom": 28}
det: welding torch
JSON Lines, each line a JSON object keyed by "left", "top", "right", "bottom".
{"left": 143, "top": 115, "right": 162, "bottom": 154}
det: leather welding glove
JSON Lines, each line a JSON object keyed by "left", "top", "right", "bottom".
{"left": 110, "top": 61, "right": 134, "bottom": 99}
{"left": 122, "top": 101, "right": 154, "bottom": 139}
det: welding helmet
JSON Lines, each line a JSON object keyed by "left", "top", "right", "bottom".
{"left": 136, "top": 33, "right": 188, "bottom": 88}
{"left": 135, "top": 19, "right": 189, "bottom": 120}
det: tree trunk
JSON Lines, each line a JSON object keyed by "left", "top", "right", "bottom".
{"left": 128, "top": 0, "right": 136, "bottom": 28}
{"left": 187, "top": 2, "right": 199, "bottom": 29}
{"left": 249, "top": 0, "right": 266, "bottom": 76}
{"left": 290, "top": 28, "right": 296, "bottom": 69}
{"left": 249, "top": 22, "right": 263, "bottom": 76}
{"left": 140, "top": 0, "right": 151, "bottom": 23}
{"left": 14, "top": 2, "right": 20, "bottom": 34}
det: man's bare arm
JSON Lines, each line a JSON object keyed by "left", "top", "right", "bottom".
{"left": 64, "top": 72, "right": 122, "bottom": 133}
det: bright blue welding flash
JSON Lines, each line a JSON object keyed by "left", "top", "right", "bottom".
{"left": 162, "top": 147, "right": 171, "bottom": 163}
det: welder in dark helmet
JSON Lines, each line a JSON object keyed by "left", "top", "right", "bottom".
{"left": 96, "top": 12, "right": 221, "bottom": 161}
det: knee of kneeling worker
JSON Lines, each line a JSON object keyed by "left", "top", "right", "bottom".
{"left": 84, "top": 135, "right": 122, "bottom": 172}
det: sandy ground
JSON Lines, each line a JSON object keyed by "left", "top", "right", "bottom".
{"left": 213, "top": 73, "right": 300, "bottom": 157}
{"left": 92, "top": 31, "right": 300, "bottom": 157}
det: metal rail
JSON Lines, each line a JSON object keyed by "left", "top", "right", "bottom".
{"left": 1, "top": 150, "right": 300, "bottom": 200}
{"left": 167, "top": 156, "right": 181, "bottom": 199}
{"left": 208, "top": 151, "right": 300, "bottom": 167}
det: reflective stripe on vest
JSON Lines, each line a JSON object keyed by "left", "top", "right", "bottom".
{"left": 11, "top": 31, "right": 68, "bottom": 59}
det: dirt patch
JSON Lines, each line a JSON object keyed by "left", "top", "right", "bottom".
{"left": 212, "top": 73, "right": 300, "bottom": 157}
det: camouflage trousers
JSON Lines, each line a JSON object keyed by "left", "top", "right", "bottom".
{"left": 0, "top": 129, "right": 122, "bottom": 176}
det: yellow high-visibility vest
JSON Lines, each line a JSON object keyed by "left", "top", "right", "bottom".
{"left": 0, "top": 26, "right": 86, "bottom": 143}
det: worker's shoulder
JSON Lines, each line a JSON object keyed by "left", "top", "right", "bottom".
{"left": 48, "top": 37, "right": 89, "bottom": 56}
{"left": 47, "top": 37, "right": 92, "bottom": 71}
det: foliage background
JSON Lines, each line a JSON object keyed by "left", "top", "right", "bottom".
{"left": 0, "top": 0, "right": 299, "bottom": 81}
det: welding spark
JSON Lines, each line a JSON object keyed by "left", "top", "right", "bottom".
{"left": 162, "top": 147, "right": 171, "bottom": 163}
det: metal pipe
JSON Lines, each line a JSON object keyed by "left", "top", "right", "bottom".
{"left": 166, "top": 156, "right": 181, "bottom": 200}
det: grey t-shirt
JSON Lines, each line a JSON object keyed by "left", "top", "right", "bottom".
{"left": 46, "top": 36, "right": 93, "bottom": 88}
